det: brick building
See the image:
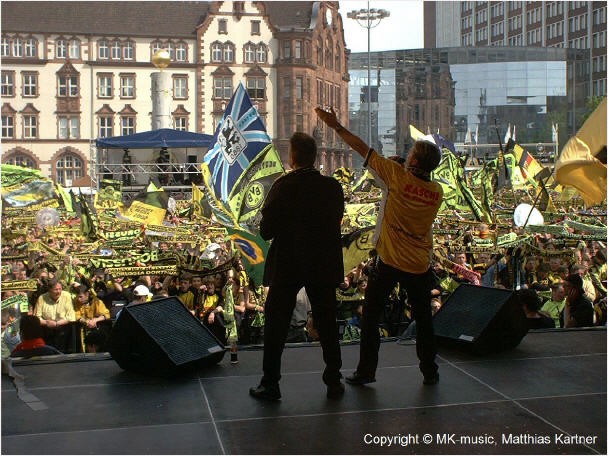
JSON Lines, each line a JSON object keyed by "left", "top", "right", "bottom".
{"left": 1, "top": 1, "right": 352, "bottom": 187}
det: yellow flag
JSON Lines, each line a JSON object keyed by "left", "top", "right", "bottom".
{"left": 555, "top": 98, "right": 607, "bottom": 206}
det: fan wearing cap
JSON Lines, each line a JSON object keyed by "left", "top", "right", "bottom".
{"left": 130, "top": 285, "right": 153, "bottom": 305}
{"left": 562, "top": 273, "right": 594, "bottom": 328}
{"left": 316, "top": 106, "right": 443, "bottom": 386}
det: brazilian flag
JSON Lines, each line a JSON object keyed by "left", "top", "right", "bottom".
{"left": 226, "top": 227, "right": 269, "bottom": 286}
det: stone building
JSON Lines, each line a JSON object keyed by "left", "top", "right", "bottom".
{"left": 1, "top": 1, "right": 351, "bottom": 187}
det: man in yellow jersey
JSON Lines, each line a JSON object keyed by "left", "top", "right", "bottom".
{"left": 316, "top": 107, "right": 443, "bottom": 386}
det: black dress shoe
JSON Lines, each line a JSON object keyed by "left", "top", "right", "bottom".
{"left": 423, "top": 372, "right": 439, "bottom": 385}
{"left": 327, "top": 382, "right": 345, "bottom": 399}
{"left": 249, "top": 384, "right": 281, "bottom": 401}
{"left": 345, "top": 372, "right": 376, "bottom": 386}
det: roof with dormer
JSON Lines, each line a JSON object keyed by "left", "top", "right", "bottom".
{"left": 1, "top": 1, "right": 319, "bottom": 37}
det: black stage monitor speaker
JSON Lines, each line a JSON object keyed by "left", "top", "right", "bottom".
{"left": 433, "top": 284, "right": 528, "bottom": 354}
{"left": 108, "top": 297, "right": 226, "bottom": 376}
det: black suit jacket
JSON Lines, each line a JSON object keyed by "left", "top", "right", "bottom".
{"left": 260, "top": 167, "right": 344, "bottom": 287}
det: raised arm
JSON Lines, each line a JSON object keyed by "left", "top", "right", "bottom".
{"left": 315, "top": 107, "right": 370, "bottom": 158}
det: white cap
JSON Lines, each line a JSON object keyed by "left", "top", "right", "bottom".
{"left": 133, "top": 285, "right": 152, "bottom": 297}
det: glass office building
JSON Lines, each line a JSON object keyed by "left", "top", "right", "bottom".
{"left": 348, "top": 47, "right": 590, "bottom": 159}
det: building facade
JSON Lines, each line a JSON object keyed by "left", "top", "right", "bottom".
{"left": 424, "top": 1, "right": 607, "bottom": 99}
{"left": 348, "top": 50, "right": 455, "bottom": 159}
{"left": 348, "top": 46, "right": 589, "bottom": 159}
{"left": 1, "top": 1, "right": 351, "bottom": 187}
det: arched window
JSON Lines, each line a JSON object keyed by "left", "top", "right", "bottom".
{"left": 325, "top": 38, "right": 333, "bottom": 70}
{"left": 55, "top": 152, "right": 84, "bottom": 186}
{"left": 316, "top": 37, "right": 323, "bottom": 66}
{"left": 223, "top": 43, "right": 234, "bottom": 63}
{"left": 5, "top": 153, "right": 37, "bottom": 169}
{"left": 111, "top": 41, "right": 121, "bottom": 60}
{"left": 12, "top": 37, "right": 23, "bottom": 57}
{"left": 244, "top": 43, "right": 255, "bottom": 63}
{"left": 211, "top": 43, "right": 223, "bottom": 62}
{"left": 256, "top": 44, "right": 267, "bottom": 63}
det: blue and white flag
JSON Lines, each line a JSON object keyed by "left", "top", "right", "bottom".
{"left": 203, "top": 83, "right": 275, "bottom": 204}
{"left": 202, "top": 83, "right": 285, "bottom": 230}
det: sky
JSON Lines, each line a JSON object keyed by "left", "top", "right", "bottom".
{"left": 340, "top": 1, "right": 425, "bottom": 53}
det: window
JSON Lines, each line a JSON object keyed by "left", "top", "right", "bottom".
{"left": 256, "top": 45, "right": 266, "bottom": 63}
{"left": 174, "top": 116, "right": 187, "bottom": 131}
{"left": 55, "top": 153, "right": 84, "bottom": 186}
{"left": 1, "top": 114, "right": 14, "bottom": 139}
{"left": 58, "top": 75, "right": 78, "bottom": 97}
{"left": 295, "top": 77, "right": 303, "bottom": 100}
{"left": 283, "top": 41, "right": 291, "bottom": 59}
{"left": 317, "top": 38, "right": 323, "bottom": 65}
{"left": 490, "top": 3, "right": 503, "bottom": 17}
{"left": 12, "top": 38, "right": 23, "bottom": 57}
{"left": 173, "top": 76, "right": 187, "bottom": 99}
{"left": 294, "top": 40, "right": 302, "bottom": 59}
{"left": 212, "top": 43, "right": 222, "bottom": 62}
{"left": 214, "top": 77, "right": 232, "bottom": 99}
{"left": 152, "top": 41, "right": 162, "bottom": 55}
{"left": 56, "top": 39, "right": 67, "bottom": 58}
{"left": 98, "top": 74, "right": 113, "bottom": 98}
{"left": 247, "top": 77, "right": 265, "bottom": 99}
{"left": 1, "top": 72, "right": 14, "bottom": 97}
{"left": 251, "top": 20, "right": 261, "bottom": 35}
{"left": 111, "top": 41, "right": 121, "bottom": 60}
{"left": 166, "top": 42, "right": 175, "bottom": 61}
{"left": 22, "top": 115, "right": 37, "bottom": 139}
{"left": 121, "top": 116, "right": 135, "bottom": 135}
{"left": 98, "top": 116, "right": 113, "bottom": 137}
{"left": 99, "top": 40, "right": 109, "bottom": 59}
{"left": 58, "top": 116, "right": 80, "bottom": 139}
{"left": 223, "top": 44, "right": 234, "bottom": 62}
{"left": 283, "top": 78, "right": 291, "bottom": 98}
{"left": 5, "top": 154, "right": 36, "bottom": 168}
{"left": 22, "top": 73, "right": 37, "bottom": 97}
{"left": 175, "top": 43, "right": 186, "bottom": 61}
{"left": 218, "top": 19, "right": 228, "bottom": 34}
{"left": 68, "top": 39, "right": 80, "bottom": 59}
{"left": 244, "top": 44, "right": 255, "bottom": 63}
{"left": 123, "top": 41, "right": 134, "bottom": 60}
{"left": 25, "top": 38, "right": 37, "bottom": 57}
{"left": 1, "top": 37, "right": 9, "bottom": 57}
{"left": 120, "top": 75, "right": 135, "bottom": 98}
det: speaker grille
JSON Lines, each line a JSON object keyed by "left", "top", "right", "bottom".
{"left": 434, "top": 285, "right": 514, "bottom": 341}
{"left": 128, "top": 298, "right": 223, "bottom": 365}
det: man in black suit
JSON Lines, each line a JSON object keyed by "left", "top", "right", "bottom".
{"left": 249, "top": 132, "right": 345, "bottom": 401}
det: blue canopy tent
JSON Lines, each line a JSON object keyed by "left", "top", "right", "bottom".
{"left": 94, "top": 129, "right": 213, "bottom": 188}
{"left": 95, "top": 128, "right": 213, "bottom": 149}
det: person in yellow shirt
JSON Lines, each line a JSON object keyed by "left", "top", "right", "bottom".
{"left": 73, "top": 285, "right": 110, "bottom": 352}
{"left": 34, "top": 279, "right": 76, "bottom": 351}
{"left": 316, "top": 106, "right": 443, "bottom": 386}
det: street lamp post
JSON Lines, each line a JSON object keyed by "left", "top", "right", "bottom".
{"left": 347, "top": 2, "right": 390, "bottom": 149}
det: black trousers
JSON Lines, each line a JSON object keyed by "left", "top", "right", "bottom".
{"left": 261, "top": 283, "right": 342, "bottom": 386}
{"left": 357, "top": 259, "right": 438, "bottom": 378}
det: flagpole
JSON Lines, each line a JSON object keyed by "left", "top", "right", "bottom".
{"left": 522, "top": 174, "right": 550, "bottom": 229}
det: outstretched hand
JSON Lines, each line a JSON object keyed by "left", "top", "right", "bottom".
{"left": 315, "top": 106, "right": 339, "bottom": 129}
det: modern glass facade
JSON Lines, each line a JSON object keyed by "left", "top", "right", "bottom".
{"left": 348, "top": 67, "right": 397, "bottom": 157}
{"left": 348, "top": 47, "right": 590, "bottom": 159}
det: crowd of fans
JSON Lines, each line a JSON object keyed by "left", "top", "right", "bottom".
{"left": 1, "top": 193, "right": 606, "bottom": 360}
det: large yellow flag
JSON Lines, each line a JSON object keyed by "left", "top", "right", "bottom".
{"left": 555, "top": 98, "right": 607, "bottom": 206}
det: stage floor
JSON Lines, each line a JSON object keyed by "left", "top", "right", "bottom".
{"left": 2, "top": 329, "right": 606, "bottom": 455}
